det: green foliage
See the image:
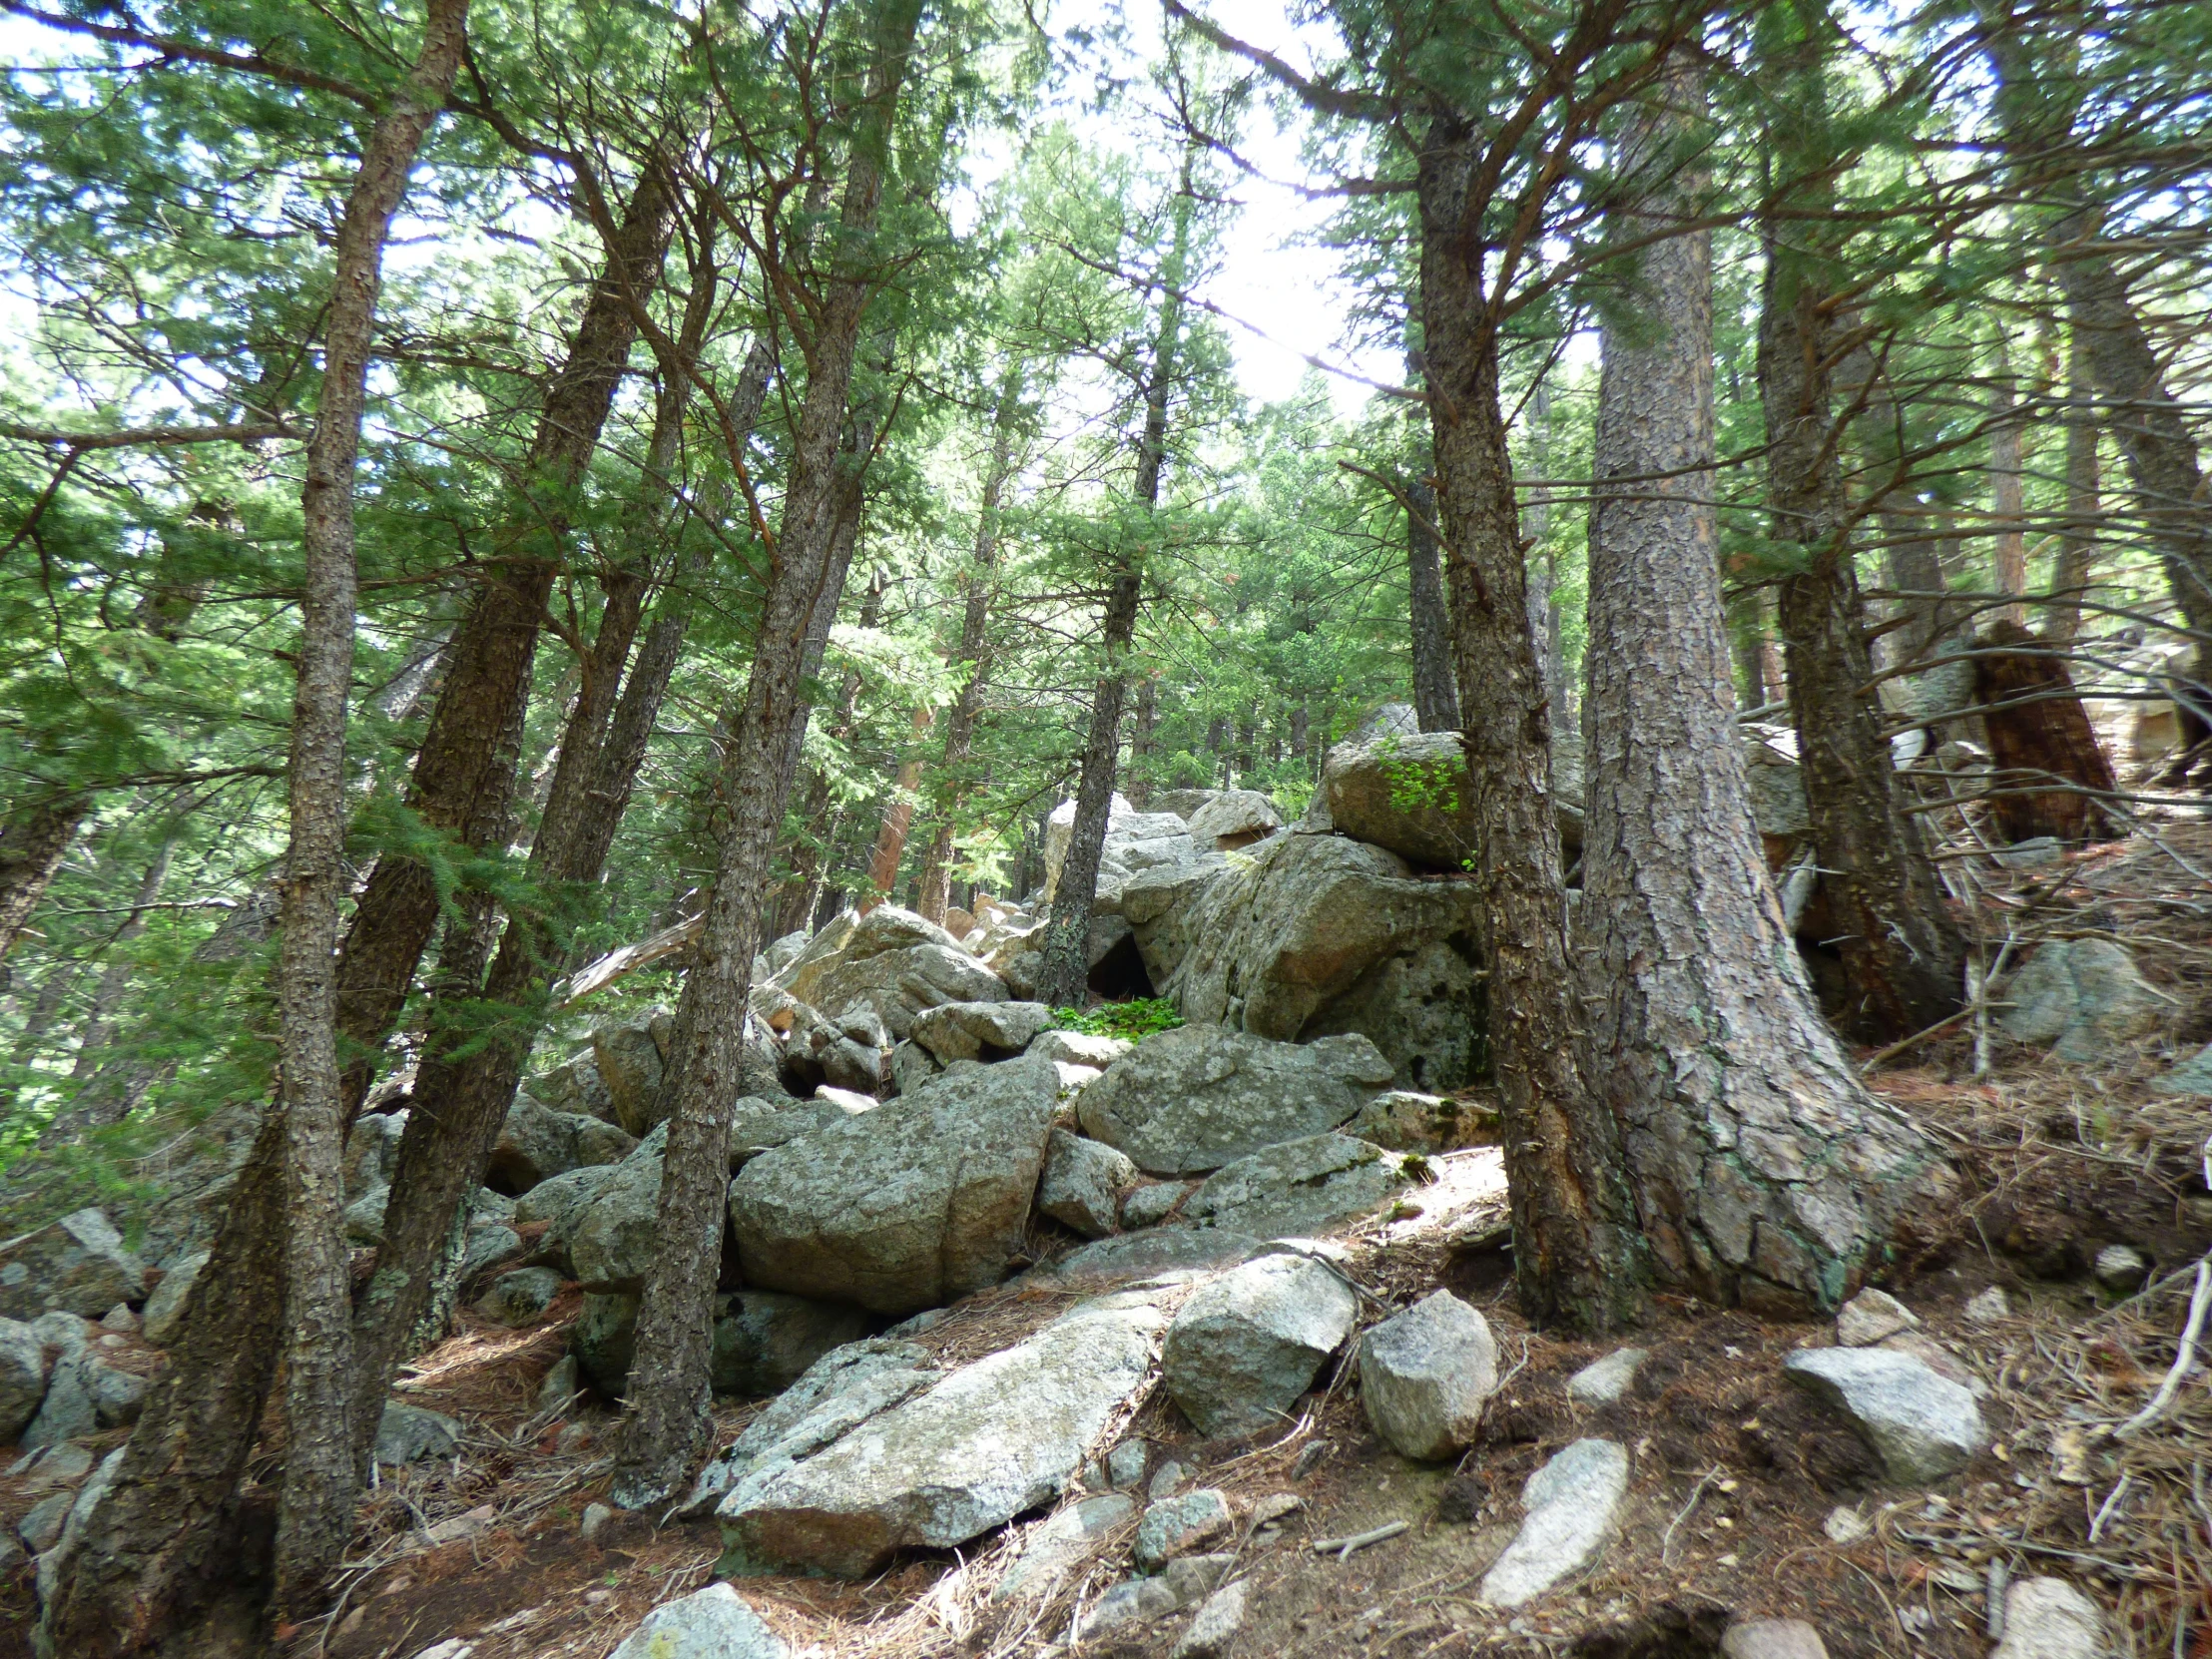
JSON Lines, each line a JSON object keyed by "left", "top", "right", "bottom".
{"left": 1050, "top": 998, "right": 1184, "bottom": 1042}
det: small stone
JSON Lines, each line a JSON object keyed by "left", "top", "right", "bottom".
{"left": 991, "top": 1493, "right": 1136, "bottom": 1603}
{"left": 2092, "top": 1245, "right": 2148, "bottom": 1292}
{"left": 421, "top": 1504, "right": 497, "bottom": 1546}
{"left": 1565, "top": 1348, "right": 1648, "bottom": 1407}
{"left": 1836, "top": 1289, "right": 1920, "bottom": 1348}
{"left": 580, "top": 1502, "right": 614, "bottom": 1540}
{"left": 1076, "top": 1576, "right": 1180, "bottom": 1639}
{"left": 1038, "top": 1130, "right": 1140, "bottom": 1239}
{"left": 98, "top": 1305, "right": 138, "bottom": 1335}
{"left": 536, "top": 1354, "right": 582, "bottom": 1415}
{"left": 1106, "top": 1438, "right": 1149, "bottom": 1489}
{"left": 18, "top": 1490, "right": 72, "bottom": 1552}
{"left": 374, "top": 1401, "right": 463, "bottom": 1465}
{"left": 1359, "top": 1290, "right": 1497, "bottom": 1460}
{"left": 607, "top": 1582, "right": 790, "bottom": 1659}
{"left": 477, "top": 1267, "right": 564, "bottom": 1327}
{"left": 1721, "top": 1620, "right": 1829, "bottom": 1659}
{"left": 12, "top": 1442, "right": 92, "bottom": 1486}
{"left": 1823, "top": 1505, "right": 1871, "bottom": 1544}
{"left": 1964, "top": 1288, "right": 2011, "bottom": 1324}
{"left": 1172, "top": 1578, "right": 1249, "bottom": 1659}
{"left": 1477, "top": 1438, "right": 1630, "bottom": 1607}
{"left": 140, "top": 1251, "right": 207, "bottom": 1346}
{"left": 1784, "top": 1348, "right": 1987, "bottom": 1483}
{"left": 1992, "top": 1578, "right": 2105, "bottom": 1659}
{"left": 2153, "top": 1043, "right": 2212, "bottom": 1098}
{"left": 1121, "top": 1181, "right": 1189, "bottom": 1230}
{"left": 1134, "top": 1489, "right": 1234, "bottom": 1569}
{"left": 1164, "top": 1252, "right": 1358, "bottom": 1437}
{"left": 1148, "top": 1459, "right": 1188, "bottom": 1499}
{"left": 1249, "top": 1492, "right": 1304, "bottom": 1529}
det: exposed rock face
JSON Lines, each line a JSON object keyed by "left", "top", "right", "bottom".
{"left": 2000, "top": 939, "right": 2165, "bottom": 1061}
{"left": 567, "top": 1156, "right": 665, "bottom": 1292}
{"left": 486, "top": 1091, "right": 636, "bottom": 1193}
{"left": 1078, "top": 1024, "right": 1392, "bottom": 1175}
{"left": 1183, "top": 1134, "right": 1411, "bottom": 1239}
{"left": 0, "top": 1320, "right": 47, "bottom": 1439}
{"left": 342, "top": 1109, "right": 407, "bottom": 1194}
{"left": 1313, "top": 730, "right": 1481, "bottom": 871}
{"left": 718, "top": 1295, "right": 1168, "bottom": 1578}
{"left": 910, "top": 1000, "right": 1054, "bottom": 1063}
{"left": 477, "top": 1267, "right": 563, "bottom": 1326}
{"left": 1040, "top": 1230, "right": 1264, "bottom": 1289}
{"left": 1038, "top": 1130, "right": 1140, "bottom": 1239}
{"left": 1359, "top": 1291, "right": 1498, "bottom": 1460}
{"left": 0, "top": 1209, "right": 144, "bottom": 1321}
{"left": 1187, "top": 790, "right": 1282, "bottom": 850}
{"left": 140, "top": 1250, "right": 207, "bottom": 1346}
{"left": 1163, "top": 1254, "right": 1357, "bottom": 1436}
{"left": 774, "top": 906, "right": 1008, "bottom": 1042}
{"left": 1346, "top": 1089, "right": 1494, "bottom": 1153}
{"left": 531, "top": 1049, "right": 620, "bottom": 1125}
{"left": 608, "top": 1583, "right": 790, "bottom": 1659}
{"left": 1478, "top": 1438, "right": 1631, "bottom": 1607}
{"left": 1146, "top": 833, "right": 1486, "bottom": 1090}
{"left": 592, "top": 1012, "right": 670, "bottom": 1135}
{"left": 1042, "top": 795, "right": 1199, "bottom": 903}
{"left": 729, "top": 1056, "right": 1059, "bottom": 1314}
{"left": 1783, "top": 1347, "right": 1987, "bottom": 1481}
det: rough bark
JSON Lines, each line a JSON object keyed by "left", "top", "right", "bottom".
{"left": 0, "top": 794, "right": 87, "bottom": 976}
{"left": 1971, "top": 618, "right": 2119, "bottom": 844}
{"left": 330, "top": 166, "right": 676, "bottom": 1116}
{"left": 1760, "top": 28, "right": 1963, "bottom": 1043}
{"left": 1036, "top": 148, "right": 1194, "bottom": 1010}
{"left": 43, "top": 7, "right": 471, "bottom": 1645}
{"left": 1405, "top": 476, "right": 1460, "bottom": 733}
{"left": 346, "top": 206, "right": 742, "bottom": 1466}
{"left": 610, "top": 0, "right": 925, "bottom": 1508}
{"left": 1579, "top": 69, "right": 1936, "bottom": 1316}
{"left": 1416, "top": 113, "right": 1642, "bottom": 1332}
{"left": 2049, "top": 316, "right": 2100, "bottom": 643}
{"left": 864, "top": 705, "right": 933, "bottom": 900}
{"left": 779, "top": 561, "right": 882, "bottom": 937}
{"left": 1987, "top": 336, "right": 2028, "bottom": 627}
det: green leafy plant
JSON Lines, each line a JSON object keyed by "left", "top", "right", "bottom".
{"left": 1051, "top": 998, "right": 1184, "bottom": 1041}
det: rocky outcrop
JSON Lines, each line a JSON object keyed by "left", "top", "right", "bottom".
{"left": 717, "top": 1293, "right": 1168, "bottom": 1577}
{"left": 1163, "top": 1253, "right": 1356, "bottom": 1436}
{"left": 485, "top": 1090, "right": 636, "bottom": 1194}
{"left": 1182, "top": 1134, "right": 1411, "bottom": 1238}
{"left": 1140, "top": 833, "right": 1487, "bottom": 1091}
{"left": 592, "top": 1011, "right": 672, "bottom": 1135}
{"left": 910, "top": 999, "right": 1053, "bottom": 1063}
{"left": 1078, "top": 1024, "right": 1392, "bottom": 1175}
{"left": 775, "top": 906, "right": 1008, "bottom": 1042}
{"left": 1042, "top": 796, "right": 1198, "bottom": 903}
{"left": 729, "top": 1056, "right": 1059, "bottom": 1314}
{"left": 0, "top": 1209, "right": 144, "bottom": 1321}
{"left": 1186, "top": 791, "right": 1282, "bottom": 850}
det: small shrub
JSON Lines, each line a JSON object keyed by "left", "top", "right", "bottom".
{"left": 1051, "top": 998, "right": 1184, "bottom": 1042}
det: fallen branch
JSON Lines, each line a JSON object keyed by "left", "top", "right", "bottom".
{"left": 2114, "top": 1256, "right": 2212, "bottom": 1439}
{"left": 1311, "top": 1519, "right": 1407, "bottom": 1560}
{"left": 560, "top": 913, "right": 703, "bottom": 1005}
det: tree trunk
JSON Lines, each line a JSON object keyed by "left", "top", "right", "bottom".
{"left": 1406, "top": 477, "right": 1459, "bottom": 732}
{"left": 1987, "top": 335, "right": 2028, "bottom": 627}
{"left": 778, "top": 563, "right": 882, "bottom": 937}
{"left": 2049, "top": 316, "right": 2100, "bottom": 643}
{"left": 330, "top": 165, "right": 676, "bottom": 1116}
{"left": 1971, "top": 618, "right": 2119, "bottom": 844}
{"left": 1416, "top": 114, "right": 1641, "bottom": 1333}
{"left": 1579, "top": 66, "right": 1938, "bottom": 1317}
{"left": 864, "top": 705, "right": 934, "bottom": 900}
{"left": 1759, "top": 24, "right": 1963, "bottom": 1043}
{"left": 609, "top": 0, "right": 926, "bottom": 1509}
{"left": 1036, "top": 146, "right": 1195, "bottom": 1010}
{"left": 345, "top": 207, "right": 744, "bottom": 1466}
{"left": 918, "top": 380, "right": 1017, "bottom": 919}
{"left": 0, "top": 794, "right": 87, "bottom": 979}
{"left": 43, "top": 6, "right": 471, "bottom": 1645}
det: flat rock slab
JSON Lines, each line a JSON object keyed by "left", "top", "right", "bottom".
{"left": 1360, "top": 1291, "right": 1497, "bottom": 1460}
{"left": 1836, "top": 1288, "right": 1920, "bottom": 1348}
{"left": 1184, "top": 1133, "right": 1410, "bottom": 1239}
{"left": 1478, "top": 1438, "right": 1630, "bottom": 1607}
{"left": 718, "top": 1296, "right": 1167, "bottom": 1577}
{"left": 1037, "top": 1229, "right": 1263, "bottom": 1289}
{"left": 1078, "top": 1024, "right": 1393, "bottom": 1176}
{"left": 1784, "top": 1347, "right": 1986, "bottom": 1482}
{"left": 991, "top": 1493, "right": 1136, "bottom": 1603}
{"left": 729, "top": 1055, "right": 1058, "bottom": 1315}
{"left": 1566, "top": 1348, "right": 1648, "bottom": 1408}
{"left": 608, "top": 1583, "right": 789, "bottom": 1659}
{"left": 1134, "top": 1488, "right": 1234, "bottom": 1568}
{"left": 1164, "top": 1253, "right": 1357, "bottom": 1437}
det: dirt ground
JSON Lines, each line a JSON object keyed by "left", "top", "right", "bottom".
{"left": 0, "top": 827, "right": 2205, "bottom": 1659}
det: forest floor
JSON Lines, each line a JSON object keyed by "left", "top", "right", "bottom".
{"left": 1, "top": 828, "right": 2206, "bottom": 1659}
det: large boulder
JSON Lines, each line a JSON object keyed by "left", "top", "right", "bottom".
{"left": 1042, "top": 796, "right": 1199, "bottom": 904}
{"left": 1038, "top": 1129, "right": 1141, "bottom": 1239}
{"left": 531, "top": 1049, "right": 621, "bottom": 1125}
{"left": 592, "top": 1012, "right": 671, "bottom": 1136}
{"left": 1187, "top": 790, "right": 1282, "bottom": 850}
{"left": 342, "top": 1109, "right": 408, "bottom": 1195}
{"left": 729, "top": 1055, "right": 1059, "bottom": 1314}
{"left": 777, "top": 907, "right": 1007, "bottom": 1041}
{"left": 567, "top": 1156, "right": 665, "bottom": 1292}
{"left": 711, "top": 1292, "right": 871, "bottom": 1397}
{"left": 1182, "top": 1134, "right": 1412, "bottom": 1238}
{"left": 1163, "top": 1253, "right": 1357, "bottom": 1436}
{"left": 0, "top": 1209, "right": 145, "bottom": 1321}
{"left": 0, "top": 1318, "right": 48, "bottom": 1439}
{"left": 718, "top": 1292, "right": 1168, "bottom": 1578}
{"left": 485, "top": 1090, "right": 636, "bottom": 1194}
{"left": 1140, "top": 833, "right": 1487, "bottom": 1092}
{"left": 909, "top": 1000, "right": 1054, "bottom": 1063}
{"left": 1077, "top": 1024, "right": 1393, "bottom": 1175}
{"left": 1311, "top": 730, "right": 1481, "bottom": 871}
